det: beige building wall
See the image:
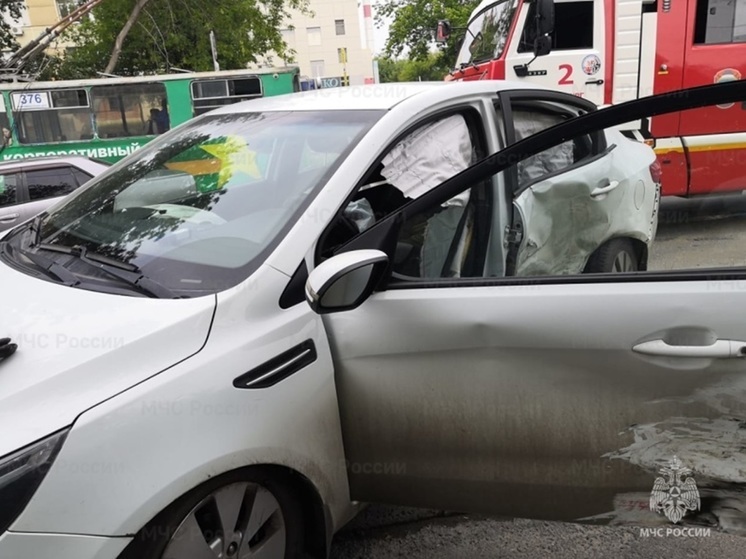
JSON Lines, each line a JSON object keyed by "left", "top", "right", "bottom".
{"left": 250, "top": 0, "right": 376, "bottom": 86}
{"left": 2, "top": 0, "right": 75, "bottom": 55}
{"left": 6, "top": 0, "right": 62, "bottom": 48}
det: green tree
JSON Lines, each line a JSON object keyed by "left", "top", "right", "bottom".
{"left": 376, "top": 0, "right": 480, "bottom": 64}
{"left": 0, "top": 0, "right": 24, "bottom": 53}
{"left": 54, "top": 0, "right": 308, "bottom": 78}
{"left": 376, "top": 53, "right": 451, "bottom": 83}
{"left": 375, "top": 56, "right": 402, "bottom": 83}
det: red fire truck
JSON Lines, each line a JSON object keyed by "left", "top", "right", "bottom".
{"left": 438, "top": 0, "right": 746, "bottom": 198}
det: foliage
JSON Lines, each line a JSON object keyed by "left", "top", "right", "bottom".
{"left": 376, "top": 53, "right": 452, "bottom": 83}
{"left": 376, "top": 0, "right": 480, "bottom": 64}
{"left": 0, "top": 0, "right": 24, "bottom": 52}
{"left": 52, "top": 0, "right": 308, "bottom": 78}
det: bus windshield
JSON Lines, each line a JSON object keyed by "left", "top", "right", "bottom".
{"left": 456, "top": 0, "right": 519, "bottom": 67}
{"left": 4, "top": 109, "right": 382, "bottom": 297}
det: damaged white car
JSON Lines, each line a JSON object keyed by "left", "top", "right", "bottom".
{"left": 331, "top": 88, "right": 661, "bottom": 278}
{"left": 0, "top": 79, "right": 742, "bottom": 559}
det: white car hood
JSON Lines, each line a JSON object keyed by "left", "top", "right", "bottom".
{"left": 0, "top": 263, "right": 216, "bottom": 457}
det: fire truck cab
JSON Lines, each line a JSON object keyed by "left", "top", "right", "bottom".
{"left": 440, "top": 0, "right": 746, "bottom": 197}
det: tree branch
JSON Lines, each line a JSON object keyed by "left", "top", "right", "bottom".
{"left": 105, "top": 0, "right": 154, "bottom": 74}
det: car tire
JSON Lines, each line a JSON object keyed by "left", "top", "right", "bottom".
{"left": 120, "top": 467, "right": 306, "bottom": 559}
{"left": 584, "top": 238, "right": 638, "bottom": 273}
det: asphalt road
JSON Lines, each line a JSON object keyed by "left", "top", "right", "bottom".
{"left": 330, "top": 505, "right": 746, "bottom": 558}
{"left": 329, "top": 195, "right": 746, "bottom": 558}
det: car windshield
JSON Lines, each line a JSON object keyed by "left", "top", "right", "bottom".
{"left": 3, "top": 110, "right": 382, "bottom": 296}
{"left": 456, "top": 0, "right": 519, "bottom": 67}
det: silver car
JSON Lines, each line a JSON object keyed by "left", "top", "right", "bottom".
{"left": 0, "top": 155, "right": 110, "bottom": 232}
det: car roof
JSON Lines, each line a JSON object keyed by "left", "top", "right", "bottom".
{"left": 210, "top": 80, "right": 552, "bottom": 114}
{"left": 0, "top": 155, "right": 110, "bottom": 170}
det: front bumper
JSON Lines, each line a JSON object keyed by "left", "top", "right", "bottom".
{"left": 0, "top": 531, "right": 131, "bottom": 558}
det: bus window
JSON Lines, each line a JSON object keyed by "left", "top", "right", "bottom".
{"left": 91, "top": 83, "right": 169, "bottom": 138}
{"left": 191, "top": 77, "right": 263, "bottom": 116}
{"left": 13, "top": 89, "right": 91, "bottom": 144}
{"left": 0, "top": 96, "right": 11, "bottom": 147}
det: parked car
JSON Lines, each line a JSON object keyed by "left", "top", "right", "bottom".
{"left": 0, "top": 79, "right": 741, "bottom": 559}
{"left": 0, "top": 155, "right": 110, "bottom": 232}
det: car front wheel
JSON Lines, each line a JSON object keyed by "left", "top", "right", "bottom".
{"left": 584, "top": 238, "right": 638, "bottom": 274}
{"left": 122, "top": 469, "right": 305, "bottom": 559}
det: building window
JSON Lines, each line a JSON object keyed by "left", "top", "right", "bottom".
{"left": 307, "top": 27, "right": 322, "bottom": 46}
{"left": 335, "top": 19, "right": 346, "bottom": 35}
{"left": 310, "top": 60, "right": 325, "bottom": 78}
{"left": 280, "top": 28, "right": 295, "bottom": 44}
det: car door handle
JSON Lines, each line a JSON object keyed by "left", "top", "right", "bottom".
{"left": 632, "top": 339, "right": 746, "bottom": 358}
{"left": 0, "top": 213, "right": 19, "bottom": 222}
{"left": 590, "top": 180, "right": 620, "bottom": 197}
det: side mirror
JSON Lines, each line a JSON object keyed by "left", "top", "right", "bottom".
{"left": 306, "top": 250, "right": 389, "bottom": 314}
{"left": 435, "top": 20, "right": 451, "bottom": 43}
{"left": 533, "top": 35, "right": 552, "bottom": 57}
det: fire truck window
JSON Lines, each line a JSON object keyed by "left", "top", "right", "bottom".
{"left": 694, "top": 0, "right": 746, "bottom": 44}
{"left": 518, "top": 1, "right": 594, "bottom": 52}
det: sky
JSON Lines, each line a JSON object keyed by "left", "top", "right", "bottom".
{"left": 369, "top": 1, "right": 391, "bottom": 55}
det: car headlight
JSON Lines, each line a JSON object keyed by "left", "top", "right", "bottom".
{"left": 0, "top": 428, "right": 69, "bottom": 533}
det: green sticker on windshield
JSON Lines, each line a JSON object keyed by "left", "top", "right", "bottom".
{"left": 200, "top": 135, "right": 262, "bottom": 188}
{"left": 164, "top": 136, "right": 262, "bottom": 193}
{"left": 0, "top": 175, "right": 5, "bottom": 196}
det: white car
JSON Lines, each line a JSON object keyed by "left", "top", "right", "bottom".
{"left": 6, "top": 77, "right": 733, "bottom": 559}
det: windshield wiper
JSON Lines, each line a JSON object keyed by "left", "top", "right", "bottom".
{"left": 37, "top": 243, "right": 178, "bottom": 299}
{"left": 28, "top": 213, "right": 45, "bottom": 247}
{"left": 8, "top": 244, "right": 81, "bottom": 287}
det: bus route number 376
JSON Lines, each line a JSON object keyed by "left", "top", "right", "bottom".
{"left": 13, "top": 92, "right": 49, "bottom": 110}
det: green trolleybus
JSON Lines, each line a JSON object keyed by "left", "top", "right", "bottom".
{"left": 0, "top": 66, "right": 300, "bottom": 164}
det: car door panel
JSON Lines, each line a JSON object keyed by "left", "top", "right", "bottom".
{"left": 323, "top": 82, "right": 746, "bottom": 526}
{"left": 513, "top": 136, "right": 658, "bottom": 276}
{"left": 326, "top": 280, "right": 742, "bottom": 521}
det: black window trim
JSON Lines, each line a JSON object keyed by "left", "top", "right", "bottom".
{"left": 331, "top": 80, "right": 746, "bottom": 290}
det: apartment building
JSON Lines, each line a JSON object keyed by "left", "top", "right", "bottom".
{"left": 2, "top": 0, "right": 74, "bottom": 51}
{"left": 250, "top": 0, "right": 377, "bottom": 86}
{"left": 3, "top": 0, "right": 378, "bottom": 85}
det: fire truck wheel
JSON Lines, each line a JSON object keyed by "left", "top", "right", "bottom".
{"left": 584, "top": 238, "right": 638, "bottom": 274}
